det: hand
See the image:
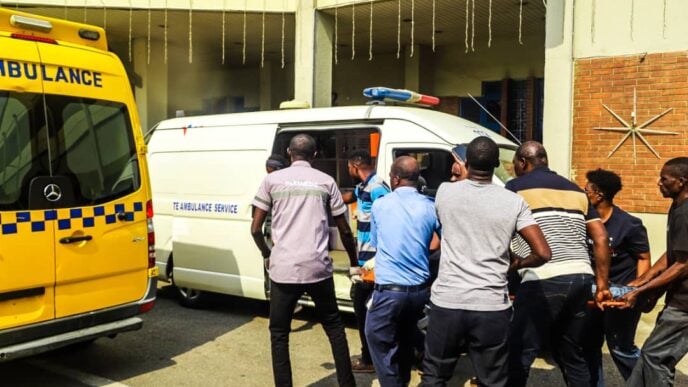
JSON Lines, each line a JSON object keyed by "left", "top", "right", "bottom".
{"left": 362, "top": 258, "right": 375, "bottom": 271}
{"left": 508, "top": 258, "right": 521, "bottom": 274}
{"left": 619, "top": 289, "right": 640, "bottom": 309}
{"left": 626, "top": 278, "right": 645, "bottom": 288}
{"left": 349, "top": 266, "right": 362, "bottom": 284}
{"left": 594, "top": 285, "right": 613, "bottom": 310}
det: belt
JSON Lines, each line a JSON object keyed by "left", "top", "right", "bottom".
{"left": 374, "top": 283, "right": 428, "bottom": 292}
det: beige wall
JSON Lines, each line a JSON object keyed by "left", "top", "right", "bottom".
{"left": 163, "top": 43, "right": 293, "bottom": 117}
{"left": 634, "top": 213, "right": 668, "bottom": 261}
{"left": 332, "top": 53, "right": 405, "bottom": 106}
{"left": 433, "top": 36, "right": 545, "bottom": 97}
{"left": 573, "top": 0, "right": 688, "bottom": 59}
{"left": 332, "top": 36, "right": 545, "bottom": 106}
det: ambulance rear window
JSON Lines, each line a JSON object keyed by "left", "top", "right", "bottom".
{"left": 0, "top": 91, "right": 139, "bottom": 210}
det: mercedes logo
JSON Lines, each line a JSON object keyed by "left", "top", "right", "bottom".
{"left": 43, "top": 183, "right": 62, "bottom": 202}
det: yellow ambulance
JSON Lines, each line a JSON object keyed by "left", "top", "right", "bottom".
{"left": 0, "top": 9, "right": 156, "bottom": 360}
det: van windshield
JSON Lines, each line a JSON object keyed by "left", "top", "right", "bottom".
{"left": 0, "top": 91, "right": 140, "bottom": 210}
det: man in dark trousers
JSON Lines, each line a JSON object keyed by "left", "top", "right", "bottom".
{"left": 364, "top": 156, "right": 440, "bottom": 386}
{"left": 251, "top": 134, "right": 359, "bottom": 387}
{"left": 423, "top": 136, "right": 551, "bottom": 386}
{"left": 506, "top": 141, "right": 612, "bottom": 387}
{"left": 621, "top": 157, "right": 688, "bottom": 387}
{"left": 342, "top": 150, "right": 391, "bottom": 373}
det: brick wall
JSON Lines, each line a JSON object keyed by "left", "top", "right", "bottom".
{"left": 572, "top": 51, "right": 688, "bottom": 214}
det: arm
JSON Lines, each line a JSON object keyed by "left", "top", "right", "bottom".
{"left": 341, "top": 190, "right": 355, "bottom": 204}
{"left": 635, "top": 251, "right": 652, "bottom": 279}
{"left": 429, "top": 233, "right": 441, "bottom": 251}
{"left": 250, "top": 206, "right": 271, "bottom": 259}
{"left": 587, "top": 220, "right": 613, "bottom": 308}
{"left": 510, "top": 224, "right": 551, "bottom": 273}
{"left": 334, "top": 214, "right": 358, "bottom": 268}
{"left": 628, "top": 253, "right": 668, "bottom": 287}
{"left": 622, "top": 251, "right": 688, "bottom": 308}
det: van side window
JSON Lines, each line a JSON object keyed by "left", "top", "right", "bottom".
{"left": 273, "top": 128, "right": 380, "bottom": 189}
{"left": 393, "top": 148, "right": 453, "bottom": 196}
{"left": 0, "top": 92, "right": 48, "bottom": 210}
{"left": 57, "top": 98, "right": 140, "bottom": 204}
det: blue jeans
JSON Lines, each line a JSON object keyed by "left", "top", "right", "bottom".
{"left": 508, "top": 274, "right": 593, "bottom": 387}
{"left": 627, "top": 306, "right": 688, "bottom": 387}
{"left": 583, "top": 306, "right": 641, "bottom": 385}
{"left": 365, "top": 286, "right": 428, "bottom": 387}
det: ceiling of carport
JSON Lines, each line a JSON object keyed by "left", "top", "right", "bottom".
{"left": 7, "top": 0, "right": 546, "bottom": 66}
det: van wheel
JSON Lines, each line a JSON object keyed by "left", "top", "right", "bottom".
{"left": 175, "top": 286, "right": 207, "bottom": 308}
{"left": 168, "top": 256, "right": 207, "bottom": 308}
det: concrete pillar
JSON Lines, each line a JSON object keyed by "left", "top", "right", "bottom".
{"left": 404, "top": 44, "right": 434, "bottom": 94}
{"left": 314, "top": 12, "right": 334, "bottom": 108}
{"left": 133, "top": 38, "right": 168, "bottom": 131}
{"left": 542, "top": 0, "right": 574, "bottom": 178}
{"left": 293, "top": 0, "right": 315, "bottom": 106}
{"left": 294, "top": 1, "right": 333, "bottom": 107}
{"left": 260, "top": 60, "right": 272, "bottom": 110}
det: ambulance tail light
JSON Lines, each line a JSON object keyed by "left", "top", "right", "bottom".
{"left": 146, "top": 200, "right": 155, "bottom": 269}
{"left": 139, "top": 300, "right": 155, "bottom": 314}
{"left": 10, "top": 33, "right": 58, "bottom": 45}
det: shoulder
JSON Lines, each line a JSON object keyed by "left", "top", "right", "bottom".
{"left": 613, "top": 206, "right": 640, "bottom": 223}
{"left": 435, "top": 181, "right": 453, "bottom": 200}
{"left": 509, "top": 168, "right": 581, "bottom": 193}
{"left": 372, "top": 192, "right": 394, "bottom": 211}
{"left": 369, "top": 175, "right": 390, "bottom": 190}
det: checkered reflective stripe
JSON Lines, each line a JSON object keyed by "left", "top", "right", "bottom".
{"left": 0, "top": 202, "right": 144, "bottom": 235}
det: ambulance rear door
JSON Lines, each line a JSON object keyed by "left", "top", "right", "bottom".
{"left": 0, "top": 36, "right": 57, "bottom": 329}
{"left": 36, "top": 43, "right": 150, "bottom": 318}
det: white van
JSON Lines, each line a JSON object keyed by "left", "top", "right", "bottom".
{"left": 147, "top": 103, "right": 517, "bottom": 309}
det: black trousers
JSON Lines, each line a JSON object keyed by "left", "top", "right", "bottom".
{"left": 352, "top": 281, "right": 374, "bottom": 363}
{"left": 270, "top": 278, "right": 355, "bottom": 387}
{"left": 421, "top": 303, "right": 512, "bottom": 387}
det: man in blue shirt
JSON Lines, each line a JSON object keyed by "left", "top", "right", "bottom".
{"left": 364, "top": 156, "right": 440, "bottom": 386}
{"left": 342, "top": 150, "right": 391, "bottom": 372}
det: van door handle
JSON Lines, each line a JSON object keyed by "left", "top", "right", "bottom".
{"left": 59, "top": 235, "right": 93, "bottom": 244}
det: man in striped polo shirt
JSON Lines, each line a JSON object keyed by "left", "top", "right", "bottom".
{"left": 506, "top": 141, "right": 612, "bottom": 387}
{"left": 342, "top": 150, "right": 391, "bottom": 372}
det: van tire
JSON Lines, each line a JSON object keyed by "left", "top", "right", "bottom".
{"left": 175, "top": 286, "right": 208, "bottom": 308}
{"left": 167, "top": 255, "right": 208, "bottom": 308}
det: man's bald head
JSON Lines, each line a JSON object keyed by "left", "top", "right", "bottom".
{"left": 288, "top": 134, "right": 317, "bottom": 161}
{"left": 390, "top": 156, "right": 420, "bottom": 189}
{"left": 514, "top": 141, "right": 548, "bottom": 176}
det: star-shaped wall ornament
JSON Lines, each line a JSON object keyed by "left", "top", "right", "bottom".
{"left": 594, "top": 87, "right": 677, "bottom": 163}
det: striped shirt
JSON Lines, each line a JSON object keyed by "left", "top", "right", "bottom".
{"left": 252, "top": 160, "right": 347, "bottom": 284}
{"left": 354, "top": 172, "right": 390, "bottom": 264}
{"left": 506, "top": 167, "right": 599, "bottom": 282}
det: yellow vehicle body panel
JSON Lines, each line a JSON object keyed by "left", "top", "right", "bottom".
{"left": 0, "top": 8, "right": 154, "bottom": 345}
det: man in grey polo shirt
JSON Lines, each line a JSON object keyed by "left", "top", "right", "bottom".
{"left": 422, "top": 136, "right": 551, "bottom": 387}
{"left": 251, "top": 134, "right": 359, "bottom": 387}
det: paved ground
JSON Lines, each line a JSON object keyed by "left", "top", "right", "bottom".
{"left": 1, "top": 284, "right": 686, "bottom": 386}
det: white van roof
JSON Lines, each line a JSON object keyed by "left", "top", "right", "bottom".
{"left": 154, "top": 105, "right": 517, "bottom": 148}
